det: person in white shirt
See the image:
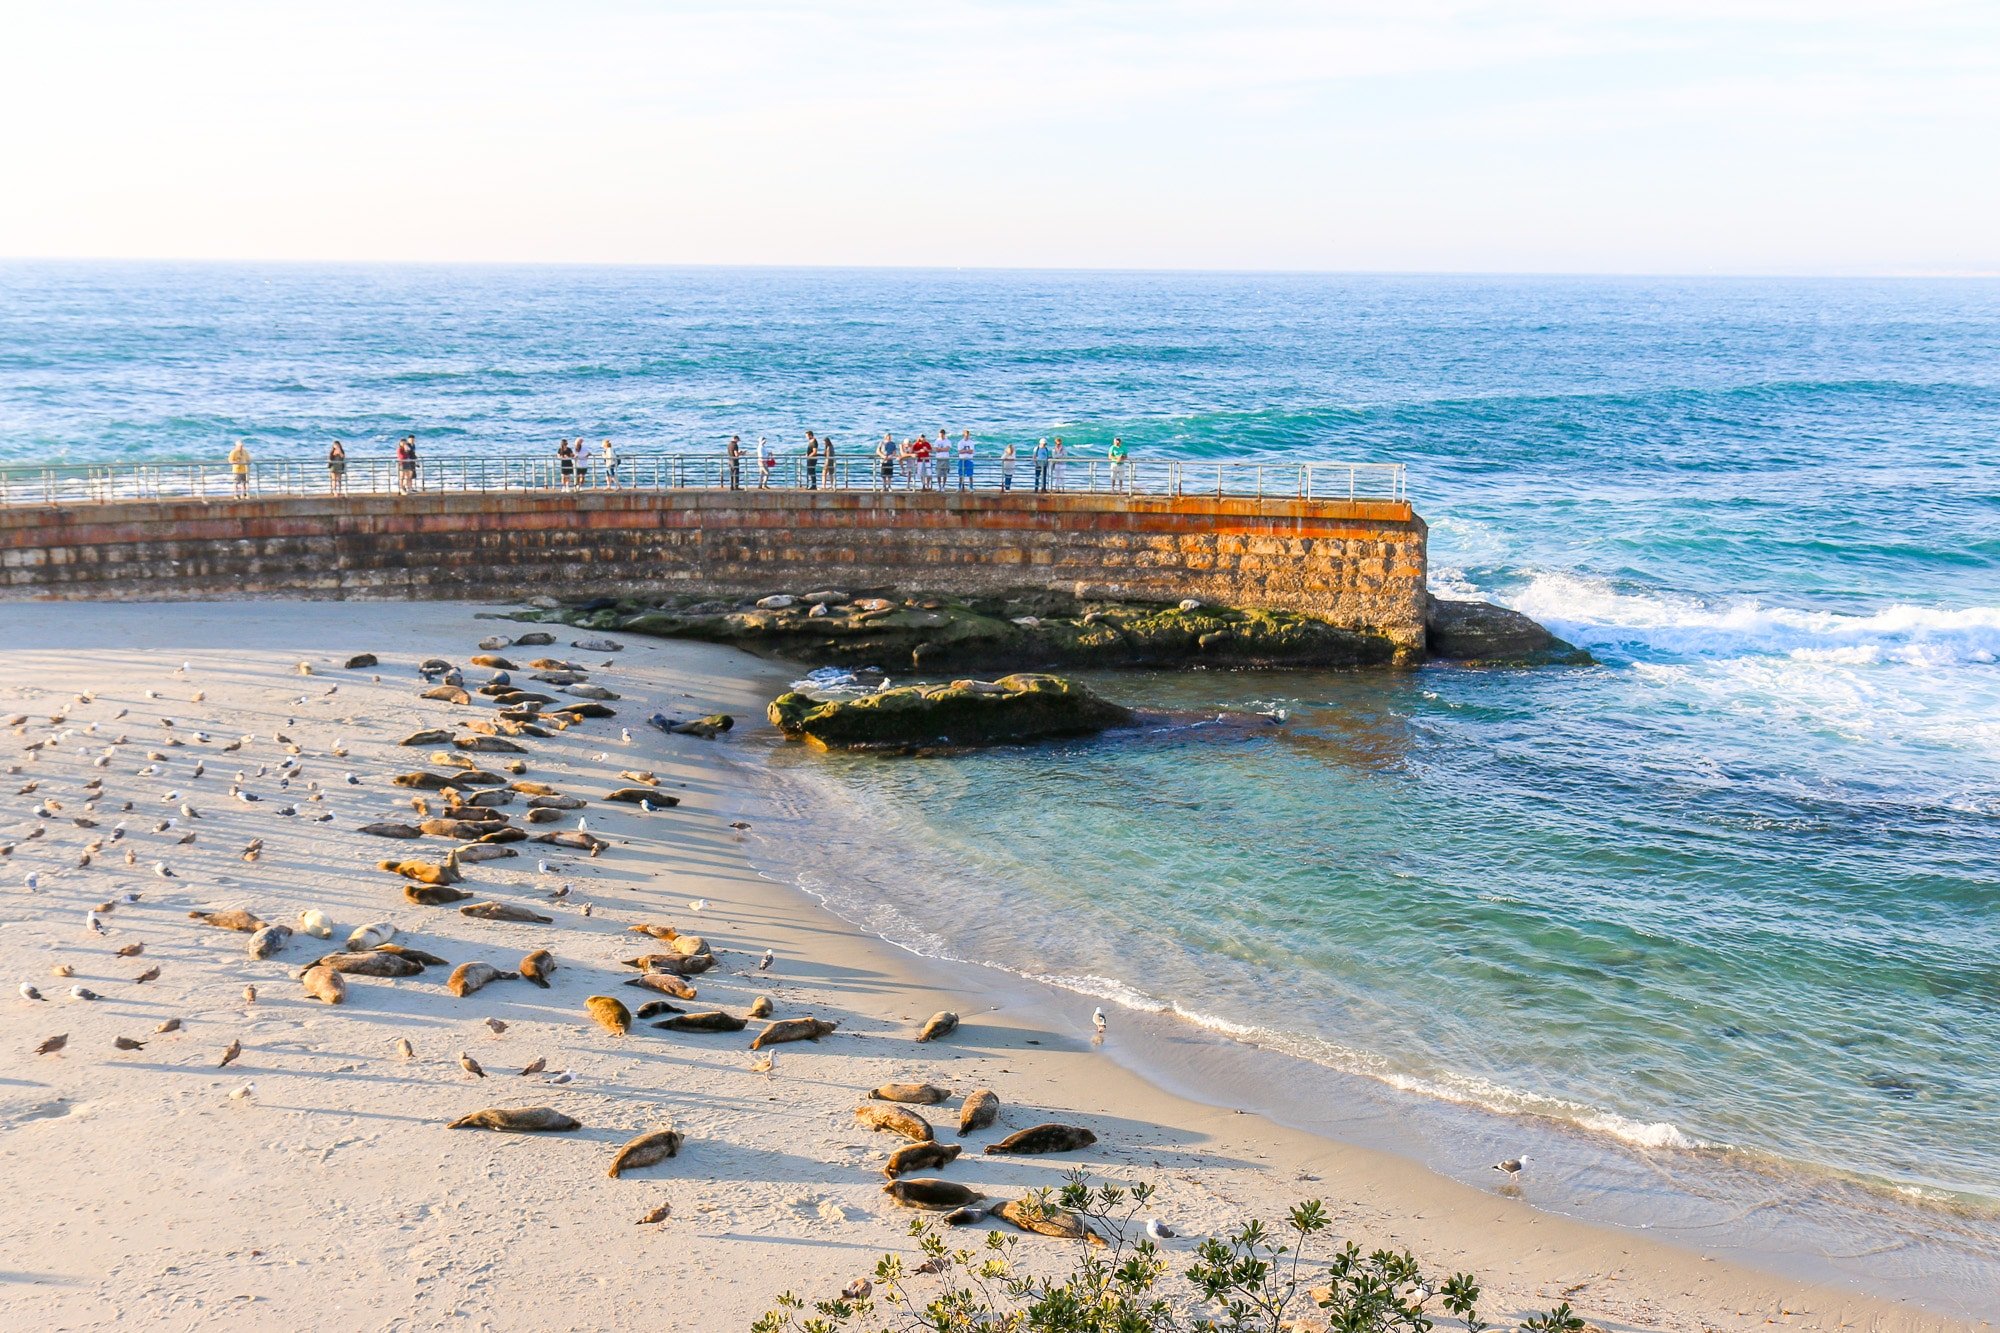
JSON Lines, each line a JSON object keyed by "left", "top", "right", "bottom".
{"left": 956, "top": 430, "right": 975, "bottom": 491}
{"left": 574, "top": 437, "right": 593, "bottom": 488}
{"left": 757, "top": 436, "right": 775, "bottom": 488}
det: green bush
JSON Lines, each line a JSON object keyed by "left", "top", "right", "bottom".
{"left": 752, "top": 1172, "right": 1588, "bottom": 1333}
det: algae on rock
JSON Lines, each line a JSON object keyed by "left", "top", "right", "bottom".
{"left": 768, "top": 674, "right": 1134, "bottom": 751}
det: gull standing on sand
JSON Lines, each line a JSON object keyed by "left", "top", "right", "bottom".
{"left": 758, "top": 949, "right": 774, "bottom": 971}
{"left": 459, "top": 1052, "right": 487, "bottom": 1079}
{"left": 1492, "top": 1155, "right": 1529, "bottom": 1181}
{"left": 1144, "top": 1217, "right": 1176, "bottom": 1240}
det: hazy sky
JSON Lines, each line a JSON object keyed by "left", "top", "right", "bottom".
{"left": 2, "top": 1, "right": 1995, "bottom": 272}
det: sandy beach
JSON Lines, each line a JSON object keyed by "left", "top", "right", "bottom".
{"left": 0, "top": 600, "right": 1982, "bottom": 1333}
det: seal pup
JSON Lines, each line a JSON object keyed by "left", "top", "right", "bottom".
{"left": 916, "top": 1011, "right": 959, "bottom": 1043}
{"left": 448, "top": 961, "right": 518, "bottom": 997}
{"left": 943, "top": 1204, "right": 990, "bottom": 1226}
{"left": 958, "top": 1088, "right": 1000, "bottom": 1134}
{"left": 519, "top": 948, "right": 556, "bottom": 988}
{"left": 883, "top": 1141, "right": 962, "bottom": 1178}
{"left": 585, "top": 995, "right": 632, "bottom": 1036}
{"left": 984, "top": 1123, "right": 1097, "bottom": 1156}
{"left": 747, "top": 994, "right": 774, "bottom": 1018}
{"left": 246, "top": 924, "right": 292, "bottom": 959}
{"left": 883, "top": 1179, "right": 986, "bottom": 1212}
{"left": 996, "top": 1197, "right": 1106, "bottom": 1246}
{"left": 447, "top": 1106, "right": 580, "bottom": 1133}
{"left": 871, "top": 1082, "right": 951, "bottom": 1105}
{"left": 297, "top": 909, "right": 334, "bottom": 939}
{"left": 376, "top": 944, "right": 451, "bottom": 967}
{"left": 156, "top": 1018, "right": 183, "bottom": 1034}
{"left": 300, "top": 965, "right": 347, "bottom": 1005}
{"left": 607, "top": 1125, "right": 685, "bottom": 1177}
{"left": 750, "top": 1016, "right": 837, "bottom": 1050}
{"left": 854, "top": 1104, "right": 933, "bottom": 1143}
{"left": 634, "top": 1000, "right": 683, "bottom": 1020}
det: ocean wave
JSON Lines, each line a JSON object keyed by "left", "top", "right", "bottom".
{"left": 1444, "top": 568, "right": 2000, "bottom": 666}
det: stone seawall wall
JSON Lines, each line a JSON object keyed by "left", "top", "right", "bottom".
{"left": 0, "top": 490, "right": 1429, "bottom": 656}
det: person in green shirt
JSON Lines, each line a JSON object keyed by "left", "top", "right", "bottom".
{"left": 1107, "top": 436, "right": 1130, "bottom": 492}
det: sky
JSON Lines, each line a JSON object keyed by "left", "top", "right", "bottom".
{"left": 1, "top": 0, "right": 1996, "bottom": 273}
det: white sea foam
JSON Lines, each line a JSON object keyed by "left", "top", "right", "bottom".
{"left": 1467, "top": 568, "right": 2000, "bottom": 666}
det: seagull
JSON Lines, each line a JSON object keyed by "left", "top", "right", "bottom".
{"left": 86, "top": 909, "right": 108, "bottom": 935}
{"left": 69, "top": 986, "right": 101, "bottom": 1001}
{"left": 23, "top": 871, "right": 40, "bottom": 893}
{"left": 20, "top": 983, "right": 45, "bottom": 1001}
{"left": 395, "top": 1037, "right": 415, "bottom": 1060}
{"left": 546, "top": 1070, "right": 575, "bottom": 1085}
{"left": 537, "top": 859, "right": 552, "bottom": 876}
{"left": 1491, "top": 1155, "right": 1529, "bottom": 1181}
{"left": 620, "top": 728, "right": 632, "bottom": 744}
{"left": 750, "top": 1050, "right": 775, "bottom": 1075}
{"left": 113, "top": 1036, "right": 147, "bottom": 1051}
{"left": 576, "top": 816, "right": 589, "bottom": 832}
{"left": 153, "top": 862, "right": 175, "bottom": 878}
{"left": 35, "top": 1033, "right": 67, "bottom": 1055}
{"left": 483, "top": 1017, "right": 508, "bottom": 1035}
{"left": 228, "top": 1082, "right": 256, "bottom": 1101}
{"left": 550, "top": 883, "right": 571, "bottom": 901}
{"left": 242, "top": 985, "right": 257, "bottom": 1004}
{"left": 758, "top": 949, "right": 774, "bottom": 971}
{"left": 1092, "top": 1007, "right": 1107, "bottom": 1035}
{"left": 640, "top": 799, "right": 655, "bottom": 812}
{"left": 1144, "top": 1218, "right": 1176, "bottom": 1240}
{"left": 343, "top": 772, "right": 360, "bottom": 786}
{"left": 459, "top": 1052, "right": 486, "bottom": 1079}
{"left": 687, "top": 898, "right": 709, "bottom": 913}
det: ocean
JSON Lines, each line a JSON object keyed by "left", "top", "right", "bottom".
{"left": 4, "top": 263, "right": 1998, "bottom": 1297}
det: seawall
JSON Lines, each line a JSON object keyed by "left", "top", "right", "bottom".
{"left": 0, "top": 489, "right": 1429, "bottom": 658}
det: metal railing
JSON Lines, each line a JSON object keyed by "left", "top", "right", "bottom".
{"left": 0, "top": 454, "right": 1408, "bottom": 508}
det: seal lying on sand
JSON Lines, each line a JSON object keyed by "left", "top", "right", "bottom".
{"left": 916, "top": 1011, "right": 959, "bottom": 1042}
{"left": 984, "top": 1123, "right": 1097, "bottom": 1155}
{"left": 871, "top": 1082, "right": 951, "bottom": 1105}
{"left": 308, "top": 950, "right": 425, "bottom": 977}
{"left": 884, "top": 1179, "right": 986, "bottom": 1211}
{"left": 448, "top": 1106, "right": 580, "bottom": 1132}
{"left": 958, "top": 1088, "right": 1000, "bottom": 1134}
{"left": 854, "top": 1104, "right": 933, "bottom": 1142}
{"left": 623, "top": 972, "right": 697, "bottom": 999}
{"left": 586, "top": 995, "right": 632, "bottom": 1036}
{"left": 519, "top": 948, "right": 556, "bottom": 988}
{"left": 448, "top": 961, "right": 518, "bottom": 997}
{"left": 300, "top": 965, "right": 347, "bottom": 1004}
{"left": 750, "top": 1016, "right": 837, "bottom": 1049}
{"left": 996, "top": 1198, "right": 1105, "bottom": 1245}
{"left": 406, "top": 884, "right": 475, "bottom": 906}
{"left": 884, "top": 1141, "right": 962, "bottom": 1178}
{"left": 607, "top": 1126, "right": 684, "bottom": 1177}
{"left": 460, "top": 902, "right": 553, "bottom": 924}
{"left": 189, "top": 908, "right": 270, "bottom": 933}
{"left": 652, "top": 1010, "right": 744, "bottom": 1032}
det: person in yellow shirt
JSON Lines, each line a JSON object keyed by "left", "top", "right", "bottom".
{"left": 227, "top": 438, "right": 250, "bottom": 498}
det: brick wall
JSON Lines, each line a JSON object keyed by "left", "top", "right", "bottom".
{"left": 0, "top": 490, "right": 1429, "bottom": 657}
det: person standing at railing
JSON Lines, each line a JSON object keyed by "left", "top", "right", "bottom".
{"left": 555, "top": 438, "right": 576, "bottom": 489}
{"left": 396, "top": 435, "right": 419, "bottom": 493}
{"left": 603, "top": 439, "right": 621, "bottom": 489}
{"left": 757, "top": 436, "right": 775, "bottom": 489}
{"left": 228, "top": 438, "right": 251, "bottom": 498}
{"left": 575, "top": 437, "right": 593, "bottom": 488}
{"left": 910, "top": 433, "right": 931, "bottom": 490}
{"left": 1000, "top": 440, "right": 1017, "bottom": 491}
{"left": 933, "top": 429, "right": 951, "bottom": 491}
{"left": 726, "top": 435, "right": 743, "bottom": 490}
{"left": 875, "top": 434, "right": 894, "bottom": 491}
{"left": 1050, "top": 436, "right": 1068, "bottom": 491}
{"left": 1032, "top": 438, "right": 1051, "bottom": 492}
{"left": 327, "top": 440, "right": 347, "bottom": 495}
{"left": 1107, "top": 436, "right": 1130, "bottom": 492}
{"left": 822, "top": 435, "right": 837, "bottom": 489}
{"left": 804, "top": 431, "right": 820, "bottom": 490}
{"left": 956, "top": 430, "right": 974, "bottom": 491}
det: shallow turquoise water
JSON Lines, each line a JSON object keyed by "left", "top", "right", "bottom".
{"left": 4, "top": 263, "right": 1997, "bottom": 1214}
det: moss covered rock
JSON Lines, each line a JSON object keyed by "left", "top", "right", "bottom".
{"left": 768, "top": 674, "right": 1134, "bottom": 751}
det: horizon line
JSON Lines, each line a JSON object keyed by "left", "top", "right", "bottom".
{"left": 2, "top": 256, "right": 1997, "bottom": 281}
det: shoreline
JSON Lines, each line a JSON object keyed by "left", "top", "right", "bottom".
{"left": 0, "top": 600, "right": 1985, "bottom": 1331}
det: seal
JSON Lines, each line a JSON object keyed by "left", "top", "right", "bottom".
{"left": 452, "top": 843, "right": 516, "bottom": 863}
{"left": 515, "top": 631, "right": 556, "bottom": 646}
{"left": 188, "top": 908, "right": 270, "bottom": 933}
{"left": 883, "top": 1178, "right": 986, "bottom": 1211}
{"left": 519, "top": 948, "right": 556, "bottom": 988}
{"left": 401, "top": 728, "right": 456, "bottom": 746}
{"left": 510, "top": 780, "right": 561, "bottom": 796}
{"left": 448, "top": 960, "right": 518, "bottom": 997}
{"left": 626, "top": 923, "right": 682, "bottom": 942}
{"left": 621, "top": 953, "right": 711, "bottom": 976}
{"left": 308, "top": 950, "right": 424, "bottom": 977}
{"left": 607, "top": 1126, "right": 685, "bottom": 1177}
{"left": 420, "top": 685, "right": 472, "bottom": 706}
{"left": 376, "top": 943, "right": 450, "bottom": 966}
{"left": 379, "top": 857, "right": 463, "bottom": 886}
{"left": 634, "top": 999, "right": 683, "bottom": 1019}
{"left": 347, "top": 920, "right": 397, "bottom": 950}
{"left": 461, "top": 901, "right": 554, "bottom": 924}
{"left": 606, "top": 787, "right": 677, "bottom": 805}
{"left": 747, "top": 994, "right": 774, "bottom": 1018}
{"left": 750, "top": 1016, "right": 838, "bottom": 1050}
{"left": 358, "top": 820, "right": 424, "bottom": 839}
{"left": 943, "top": 1204, "right": 990, "bottom": 1226}
{"left": 523, "top": 807, "right": 564, "bottom": 824}
{"left": 297, "top": 909, "right": 334, "bottom": 939}
{"left": 652, "top": 1010, "right": 745, "bottom": 1032}
{"left": 246, "top": 924, "right": 293, "bottom": 959}
{"left": 996, "top": 1198, "right": 1105, "bottom": 1245}
{"left": 470, "top": 654, "right": 516, "bottom": 668}
{"left": 623, "top": 972, "right": 698, "bottom": 999}
{"left": 958, "top": 1088, "right": 1000, "bottom": 1135}
{"left": 301, "top": 964, "right": 347, "bottom": 1004}
{"left": 853, "top": 1103, "right": 933, "bottom": 1143}
{"left": 983, "top": 1123, "right": 1097, "bottom": 1156}
{"left": 405, "top": 883, "right": 475, "bottom": 906}
{"left": 586, "top": 995, "right": 633, "bottom": 1036}
{"left": 883, "top": 1141, "right": 962, "bottom": 1178}
{"left": 871, "top": 1082, "right": 951, "bottom": 1105}
{"left": 448, "top": 1106, "right": 580, "bottom": 1132}
{"left": 916, "top": 1011, "right": 959, "bottom": 1042}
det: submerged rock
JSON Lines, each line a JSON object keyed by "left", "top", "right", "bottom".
{"left": 769, "top": 674, "right": 1134, "bottom": 751}
{"left": 1424, "top": 598, "right": 1593, "bottom": 665}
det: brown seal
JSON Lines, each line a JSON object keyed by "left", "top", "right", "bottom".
{"left": 623, "top": 972, "right": 697, "bottom": 999}
{"left": 607, "top": 1126, "right": 685, "bottom": 1177}
{"left": 747, "top": 995, "right": 774, "bottom": 1019}
{"left": 460, "top": 902, "right": 554, "bottom": 924}
{"left": 300, "top": 965, "right": 347, "bottom": 1004}
{"left": 448, "top": 1106, "right": 580, "bottom": 1132}
{"left": 405, "top": 883, "right": 475, "bottom": 906}
{"left": 188, "top": 908, "right": 269, "bottom": 933}
{"left": 871, "top": 1082, "right": 951, "bottom": 1105}
{"left": 996, "top": 1198, "right": 1105, "bottom": 1245}
{"left": 519, "top": 948, "right": 556, "bottom": 988}
{"left": 983, "top": 1123, "right": 1097, "bottom": 1156}
{"left": 379, "top": 857, "right": 463, "bottom": 886}
{"left": 883, "top": 1179, "right": 986, "bottom": 1211}
{"left": 358, "top": 821, "right": 424, "bottom": 839}
{"left": 883, "top": 1141, "right": 962, "bottom": 1178}
{"left": 652, "top": 1010, "right": 745, "bottom": 1033}
{"left": 854, "top": 1104, "right": 933, "bottom": 1143}
{"left": 448, "top": 961, "right": 518, "bottom": 997}
{"left": 957, "top": 1088, "right": 1000, "bottom": 1134}
{"left": 916, "top": 1011, "right": 959, "bottom": 1042}
{"left": 750, "top": 1016, "right": 838, "bottom": 1050}
{"left": 586, "top": 995, "right": 632, "bottom": 1036}
{"left": 308, "top": 951, "right": 423, "bottom": 977}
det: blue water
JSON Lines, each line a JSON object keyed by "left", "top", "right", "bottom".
{"left": 5, "top": 263, "right": 2000, "bottom": 1230}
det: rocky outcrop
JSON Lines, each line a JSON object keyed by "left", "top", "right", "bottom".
{"left": 768, "top": 674, "right": 1134, "bottom": 751}
{"left": 515, "top": 592, "right": 1399, "bottom": 673}
{"left": 1425, "top": 598, "right": 1593, "bottom": 665}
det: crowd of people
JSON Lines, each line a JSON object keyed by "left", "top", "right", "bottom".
{"left": 222, "top": 430, "right": 1136, "bottom": 496}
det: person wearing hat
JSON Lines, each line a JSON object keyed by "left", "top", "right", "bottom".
{"left": 228, "top": 438, "right": 251, "bottom": 498}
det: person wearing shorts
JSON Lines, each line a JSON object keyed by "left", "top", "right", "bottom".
{"left": 1107, "top": 436, "right": 1130, "bottom": 491}
{"left": 956, "top": 430, "right": 974, "bottom": 491}
{"left": 326, "top": 439, "right": 347, "bottom": 494}
{"left": 876, "top": 434, "right": 895, "bottom": 491}
{"left": 555, "top": 438, "right": 575, "bottom": 489}
{"left": 1000, "top": 441, "right": 1017, "bottom": 491}
{"left": 228, "top": 438, "right": 251, "bottom": 497}
{"left": 396, "top": 436, "right": 418, "bottom": 493}
{"left": 602, "top": 439, "right": 620, "bottom": 489}
{"left": 574, "top": 437, "right": 593, "bottom": 488}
